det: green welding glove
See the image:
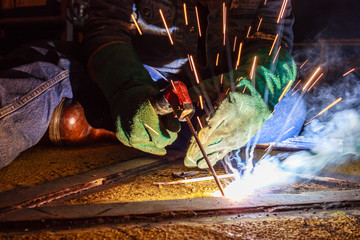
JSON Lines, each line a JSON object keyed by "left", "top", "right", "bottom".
{"left": 185, "top": 48, "right": 296, "bottom": 168}
{"left": 89, "top": 42, "right": 179, "bottom": 155}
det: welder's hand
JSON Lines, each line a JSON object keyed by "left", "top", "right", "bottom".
{"left": 185, "top": 48, "right": 296, "bottom": 168}
{"left": 89, "top": 42, "right": 180, "bottom": 155}
{"left": 185, "top": 92, "right": 271, "bottom": 168}
{"left": 188, "top": 48, "right": 296, "bottom": 111}
{"left": 115, "top": 99, "right": 179, "bottom": 155}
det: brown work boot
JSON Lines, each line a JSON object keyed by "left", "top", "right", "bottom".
{"left": 49, "top": 98, "right": 117, "bottom": 145}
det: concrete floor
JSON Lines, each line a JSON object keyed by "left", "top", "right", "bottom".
{"left": 0, "top": 141, "right": 360, "bottom": 239}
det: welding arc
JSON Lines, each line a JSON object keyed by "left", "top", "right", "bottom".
{"left": 185, "top": 116, "right": 225, "bottom": 196}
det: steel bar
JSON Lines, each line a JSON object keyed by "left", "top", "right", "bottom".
{"left": 0, "top": 157, "right": 171, "bottom": 214}
{"left": 153, "top": 174, "right": 236, "bottom": 185}
{"left": 1, "top": 189, "right": 360, "bottom": 229}
{"left": 185, "top": 116, "right": 225, "bottom": 196}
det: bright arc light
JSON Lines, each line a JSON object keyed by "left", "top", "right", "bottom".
{"left": 212, "top": 155, "right": 293, "bottom": 200}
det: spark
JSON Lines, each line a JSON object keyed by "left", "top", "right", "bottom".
{"left": 264, "top": 145, "right": 271, "bottom": 152}
{"left": 246, "top": 26, "right": 252, "bottom": 38}
{"left": 225, "top": 88, "right": 230, "bottom": 95}
{"left": 183, "top": 3, "right": 188, "bottom": 25}
{"left": 269, "top": 34, "right": 278, "bottom": 56}
{"left": 272, "top": 46, "right": 281, "bottom": 64}
{"left": 216, "top": 53, "right": 220, "bottom": 66}
{"left": 303, "top": 67, "right": 321, "bottom": 91}
{"left": 315, "top": 97, "right": 342, "bottom": 117}
{"left": 233, "top": 36, "right": 237, "bottom": 52}
{"left": 299, "top": 59, "right": 308, "bottom": 69}
{"left": 250, "top": 56, "right": 257, "bottom": 80}
{"left": 170, "top": 79, "right": 177, "bottom": 91}
{"left": 185, "top": 157, "right": 196, "bottom": 165}
{"left": 144, "top": 123, "right": 159, "bottom": 135}
{"left": 188, "top": 54, "right": 193, "bottom": 71}
{"left": 223, "top": 2, "right": 227, "bottom": 46}
{"left": 305, "top": 97, "right": 343, "bottom": 125}
{"left": 308, "top": 73, "right": 324, "bottom": 92}
{"left": 199, "top": 95, "right": 204, "bottom": 109}
{"left": 197, "top": 116, "right": 203, "bottom": 129}
{"left": 131, "top": 14, "right": 142, "bottom": 35}
{"left": 278, "top": 80, "right": 293, "bottom": 101}
{"left": 235, "top": 77, "right": 244, "bottom": 87}
{"left": 159, "top": 9, "right": 173, "bottom": 45}
{"left": 189, "top": 55, "right": 200, "bottom": 84}
{"left": 220, "top": 73, "right": 224, "bottom": 85}
{"left": 277, "top": 0, "right": 288, "bottom": 23}
{"left": 195, "top": 6, "right": 202, "bottom": 37}
{"left": 282, "top": 126, "right": 294, "bottom": 136}
{"left": 153, "top": 174, "right": 236, "bottom": 185}
{"left": 257, "top": 17, "right": 263, "bottom": 31}
{"left": 292, "top": 79, "right": 301, "bottom": 91}
{"left": 343, "top": 68, "right": 356, "bottom": 77}
{"left": 291, "top": 88, "right": 300, "bottom": 96}
{"left": 235, "top": 42, "right": 243, "bottom": 70}
{"left": 242, "top": 85, "right": 247, "bottom": 93}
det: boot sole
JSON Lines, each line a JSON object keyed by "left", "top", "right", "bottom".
{"left": 49, "top": 98, "right": 67, "bottom": 145}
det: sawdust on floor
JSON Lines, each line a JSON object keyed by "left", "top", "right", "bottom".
{"left": 67, "top": 161, "right": 227, "bottom": 204}
{"left": 66, "top": 157, "right": 359, "bottom": 205}
{"left": 0, "top": 142, "right": 146, "bottom": 192}
{"left": 324, "top": 158, "right": 360, "bottom": 176}
{"left": 1, "top": 211, "right": 359, "bottom": 239}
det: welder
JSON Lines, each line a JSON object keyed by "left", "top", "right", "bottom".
{"left": 0, "top": 0, "right": 306, "bottom": 169}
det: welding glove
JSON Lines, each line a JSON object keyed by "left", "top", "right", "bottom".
{"left": 89, "top": 42, "right": 179, "bottom": 155}
{"left": 185, "top": 49, "right": 296, "bottom": 168}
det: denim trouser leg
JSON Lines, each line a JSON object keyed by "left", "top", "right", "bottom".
{"left": 0, "top": 43, "right": 73, "bottom": 168}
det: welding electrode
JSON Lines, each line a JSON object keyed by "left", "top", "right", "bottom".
{"left": 152, "top": 81, "right": 225, "bottom": 196}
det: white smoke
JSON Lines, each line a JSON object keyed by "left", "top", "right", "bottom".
{"left": 281, "top": 109, "right": 360, "bottom": 175}
{"left": 218, "top": 109, "right": 360, "bottom": 199}
{"left": 305, "top": 72, "right": 360, "bottom": 123}
{"left": 217, "top": 66, "right": 360, "bottom": 200}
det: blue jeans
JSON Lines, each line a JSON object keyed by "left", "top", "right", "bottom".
{"left": 0, "top": 41, "right": 306, "bottom": 169}
{"left": 0, "top": 42, "right": 75, "bottom": 168}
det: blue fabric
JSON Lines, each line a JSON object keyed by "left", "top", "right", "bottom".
{"left": 0, "top": 42, "right": 74, "bottom": 168}
{"left": 247, "top": 91, "right": 307, "bottom": 145}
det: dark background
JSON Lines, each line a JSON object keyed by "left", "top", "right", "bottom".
{"left": 292, "top": 0, "right": 360, "bottom": 42}
{"left": 0, "top": 0, "right": 359, "bottom": 71}
{"left": 1, "top": 0, "right": 360, "bottom": 51}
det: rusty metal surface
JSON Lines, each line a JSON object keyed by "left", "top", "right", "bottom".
{"left": 0, "top": 157, "right": 171, "bottom": 214}
{"left": 0, "top": 189, "right": 360, "bottom": 232}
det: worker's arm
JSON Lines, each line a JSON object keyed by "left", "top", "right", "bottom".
{"left": 84, "top": 0, "right": 179, "bottom": 155}
{"left": 185, "top": 0, "right": 296, "bottom": 168}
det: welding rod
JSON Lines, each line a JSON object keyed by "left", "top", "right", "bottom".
{"left": 185, "top": 116, "right": 225, "bottom": 196}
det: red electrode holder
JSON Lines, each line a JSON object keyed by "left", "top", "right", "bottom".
{"left": 152, "top": 81, "right": 194, "bottom": 121}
